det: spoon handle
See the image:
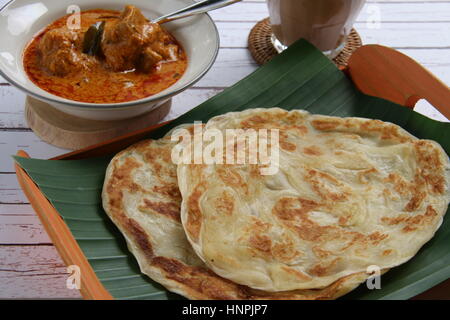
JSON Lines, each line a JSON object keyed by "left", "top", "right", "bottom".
{"left": 153, "top": 0, "right": 242, "bottom": 24}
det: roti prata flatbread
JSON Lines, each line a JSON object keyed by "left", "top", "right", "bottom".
{"left": 178, "top": 108, "right": 449, "bottom": 291}
{"left": 102, "top": 128, "right": 370, "bottom": 299}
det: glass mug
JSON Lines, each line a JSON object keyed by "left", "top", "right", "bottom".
{"left": 267, "top": 0, "right": 366, "bottom": 58}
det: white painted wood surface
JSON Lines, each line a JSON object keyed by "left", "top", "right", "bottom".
{"left": 0, "top": 0, "right": 449, "bottom": 299}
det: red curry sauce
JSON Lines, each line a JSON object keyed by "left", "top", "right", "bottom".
{"left": 23, "top": 9, "right": 187, "bottom": 103}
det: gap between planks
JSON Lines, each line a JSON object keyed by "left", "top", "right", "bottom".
{"left": 0, "top": 245, "right": 81, "bottom": 299}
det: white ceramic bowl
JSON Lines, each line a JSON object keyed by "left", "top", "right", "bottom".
{"left": 0, "top": 0, "right": 219, "bottom": 120}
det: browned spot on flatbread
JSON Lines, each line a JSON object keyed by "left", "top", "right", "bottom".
{"left": 249, "top": 217, "right": 271, "bottom": 232}
{"left": 282, "top": 266, "right": 313, "bottom": 281}
{"left": 248, "top": 234, "right": 272, "bottom": 255}
{"left": 185, "top": 183, "right": 206, "bottom": 242}
{"left": 306, "top": 169, "right": 348, "bottom": 201}
{"left": 404, "top": 205, "right": 438, "bottom": 232}
{"left": 150, "top": 255, "right": 358, "bottom": 300}
{"left": 385, "top": 171, "right": 433, "bottom": 212}
{"left": 278, "top": 132, "right": 297, "bottom": 151}
{"left": 104, "top": 155, "right": 155, "bottom": 262}
{"left": 151, "top": 256, "right": 241, "bottom": 299}
{"left": 313, "top": 246, "right": 332, "bottom": 259}
{"left": 308, "top": 258, "right": 341, "bottom": 277}
{"left": 245, "top": 219, "right": 301, "bottom": 263}
{"left": 359, "top": 119, "right": 412, "bottom": 143}
{"left": 139, "top": 198, "right": 181, "bottom": 222}
{"left": 339, "top": 233, "right": 366, "bottom": 251}
{"left": 214, "top": 191, "right": 234, "bottom": 216}
{"left": 381, "top": 205, "right": 438, "bottom": 232}
{"left": 311, "top": 119, "right": 340, "bottom": 131}
{"left": 273, "top": 197, "right": 334, "bottom": 242}
{"left": 216, "top": 167, "right": 248, "bottom": 195}
{"left": 414, "top": 140, "right": 445, "bottom": 194}
{"left": 384, "top": 173, "right": 409, "bottom": 196}
{"left": 152, "top": 184, "right": 181, "bottom": 199}
{"left": 152, "top": 256, "right": 185, "bottom": 275}
{"left": 137, "top": 140, "right": 176, "bottom": 178}
{"left": 125, "top": 217, "right": 154, "bottom": 260}
{"left": 280, "top": 140, "right": 297, "bottom": 151}
{"left": 106, "top": 156, "right": 143, "bottom": 213}
{"left": 338, "top": 215, "right": 350, "bottom": 226}
{"left": 273, "top": 197, "right": 318, "bottom": 222}
{"left": 148, "top": 251, "right": 368, "bottom": 300}
{"left": 271, "top": 242, "right": 301, "bottom": 263}
{"left": 240, "top": 115, "right": 268, "bottom": 129}
{"left": 240, "top": 112, "right": 309, "bottom": 146}
{"left": 240, "top": 111, "right": 288, "bottom": 130}
{"left": 368, "top": 231, "right": 389, "bottom": 245}
{"left": 404, "top": 191, "right": 426, "bottom": 212}
{"left": 357, "top": 168, "right": 378, "bottom": 184}
{"left": 303, "top": 146, "right": 322, "bottom": 156}
{"left": 130, "top": 139, "right": 154, "bottom": 154}
{"left": 273, "top": 197, "right": 381, "bottom": 255}
{"left": 295, "top": 125, "right": 308, "bottom": 135}
{"left": 107, "top": 157, "right": 142, "bottom": 190}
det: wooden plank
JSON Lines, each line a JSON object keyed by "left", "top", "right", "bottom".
{"left": 356, "top": 22, "right": 450, "bottom": 48}
{"left": 0, "top": 174, "right": 28, "bottom": 204}
{"left": 1, "top": 0, "right": 447, "bottom": 22}
{"left": 0, "top": 85, "right": 26, "bottom": 127}
{"left": 245, "top": 0, "right": 449, "bottom": 3}
{"left": 0, "top": 132, "right": 67, "bottom": 172}
{"left": 164, "top": 88, "right": 223, "bottom": 120}
{"left": 195, "top": 49, "right": 257, "bottom": 87}
{"left": 207, "top": 1, "right": 450, "bottom": 22}
{"left": 0, "top": 245, "right": 81, "bottom": 299}
{"left": 0, "top": 215, "right": 50, "bottom": 244}
{"left": 214, "top": 21, "right": 450, "bottom": 48}
{"left": 0, "top": 205, "right": 49, "bottom": 245}
{"left": 0, "top": 204, "right": 34, "bottom": 215}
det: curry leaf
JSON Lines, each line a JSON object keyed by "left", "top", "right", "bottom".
{"left": 83, "top": 21, "right": 105, "bottom": 56}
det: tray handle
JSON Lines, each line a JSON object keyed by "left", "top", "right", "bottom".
{"left": 15, "top": 150, "right": 113, "bottom": 300}
{"left": 346, "top": 45, "right": 450, "bottom": 120}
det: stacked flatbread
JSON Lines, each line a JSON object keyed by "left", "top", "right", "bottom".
{"left": 102, "top": 108, "right": 449, "bottom": 299}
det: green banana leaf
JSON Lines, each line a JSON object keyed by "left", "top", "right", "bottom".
{"left": 14, "top": 40, "right": 450, "bottom": 300}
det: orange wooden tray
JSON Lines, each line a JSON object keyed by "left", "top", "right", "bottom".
{"left": 15, "top": 45, "right": 450, "bottom": 300}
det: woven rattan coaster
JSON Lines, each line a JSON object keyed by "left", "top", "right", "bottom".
{"left": 248, "top": 18, "right": 362, "bottom": 68}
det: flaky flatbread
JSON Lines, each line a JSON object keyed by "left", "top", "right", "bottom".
{"left": 102, "top": 129, "right": 369, "bottom": 299}
{"left": 178, "top": 108, "right": 449, "bottom": 292}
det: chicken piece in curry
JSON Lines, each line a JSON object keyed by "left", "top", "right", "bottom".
{"left": 23, "top": 5, "right": 187, "bottom": 103}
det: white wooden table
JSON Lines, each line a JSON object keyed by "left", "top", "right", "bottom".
{"left": 0, "top": 0, "right": 449, "bottom": 299}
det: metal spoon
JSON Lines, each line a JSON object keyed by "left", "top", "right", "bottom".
{"left": 152, "top": 0, "right": 242, "bottom": 24}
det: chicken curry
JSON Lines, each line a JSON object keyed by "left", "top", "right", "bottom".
{"left": 23, "top": 5, "right": 187, "bottom": 103}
